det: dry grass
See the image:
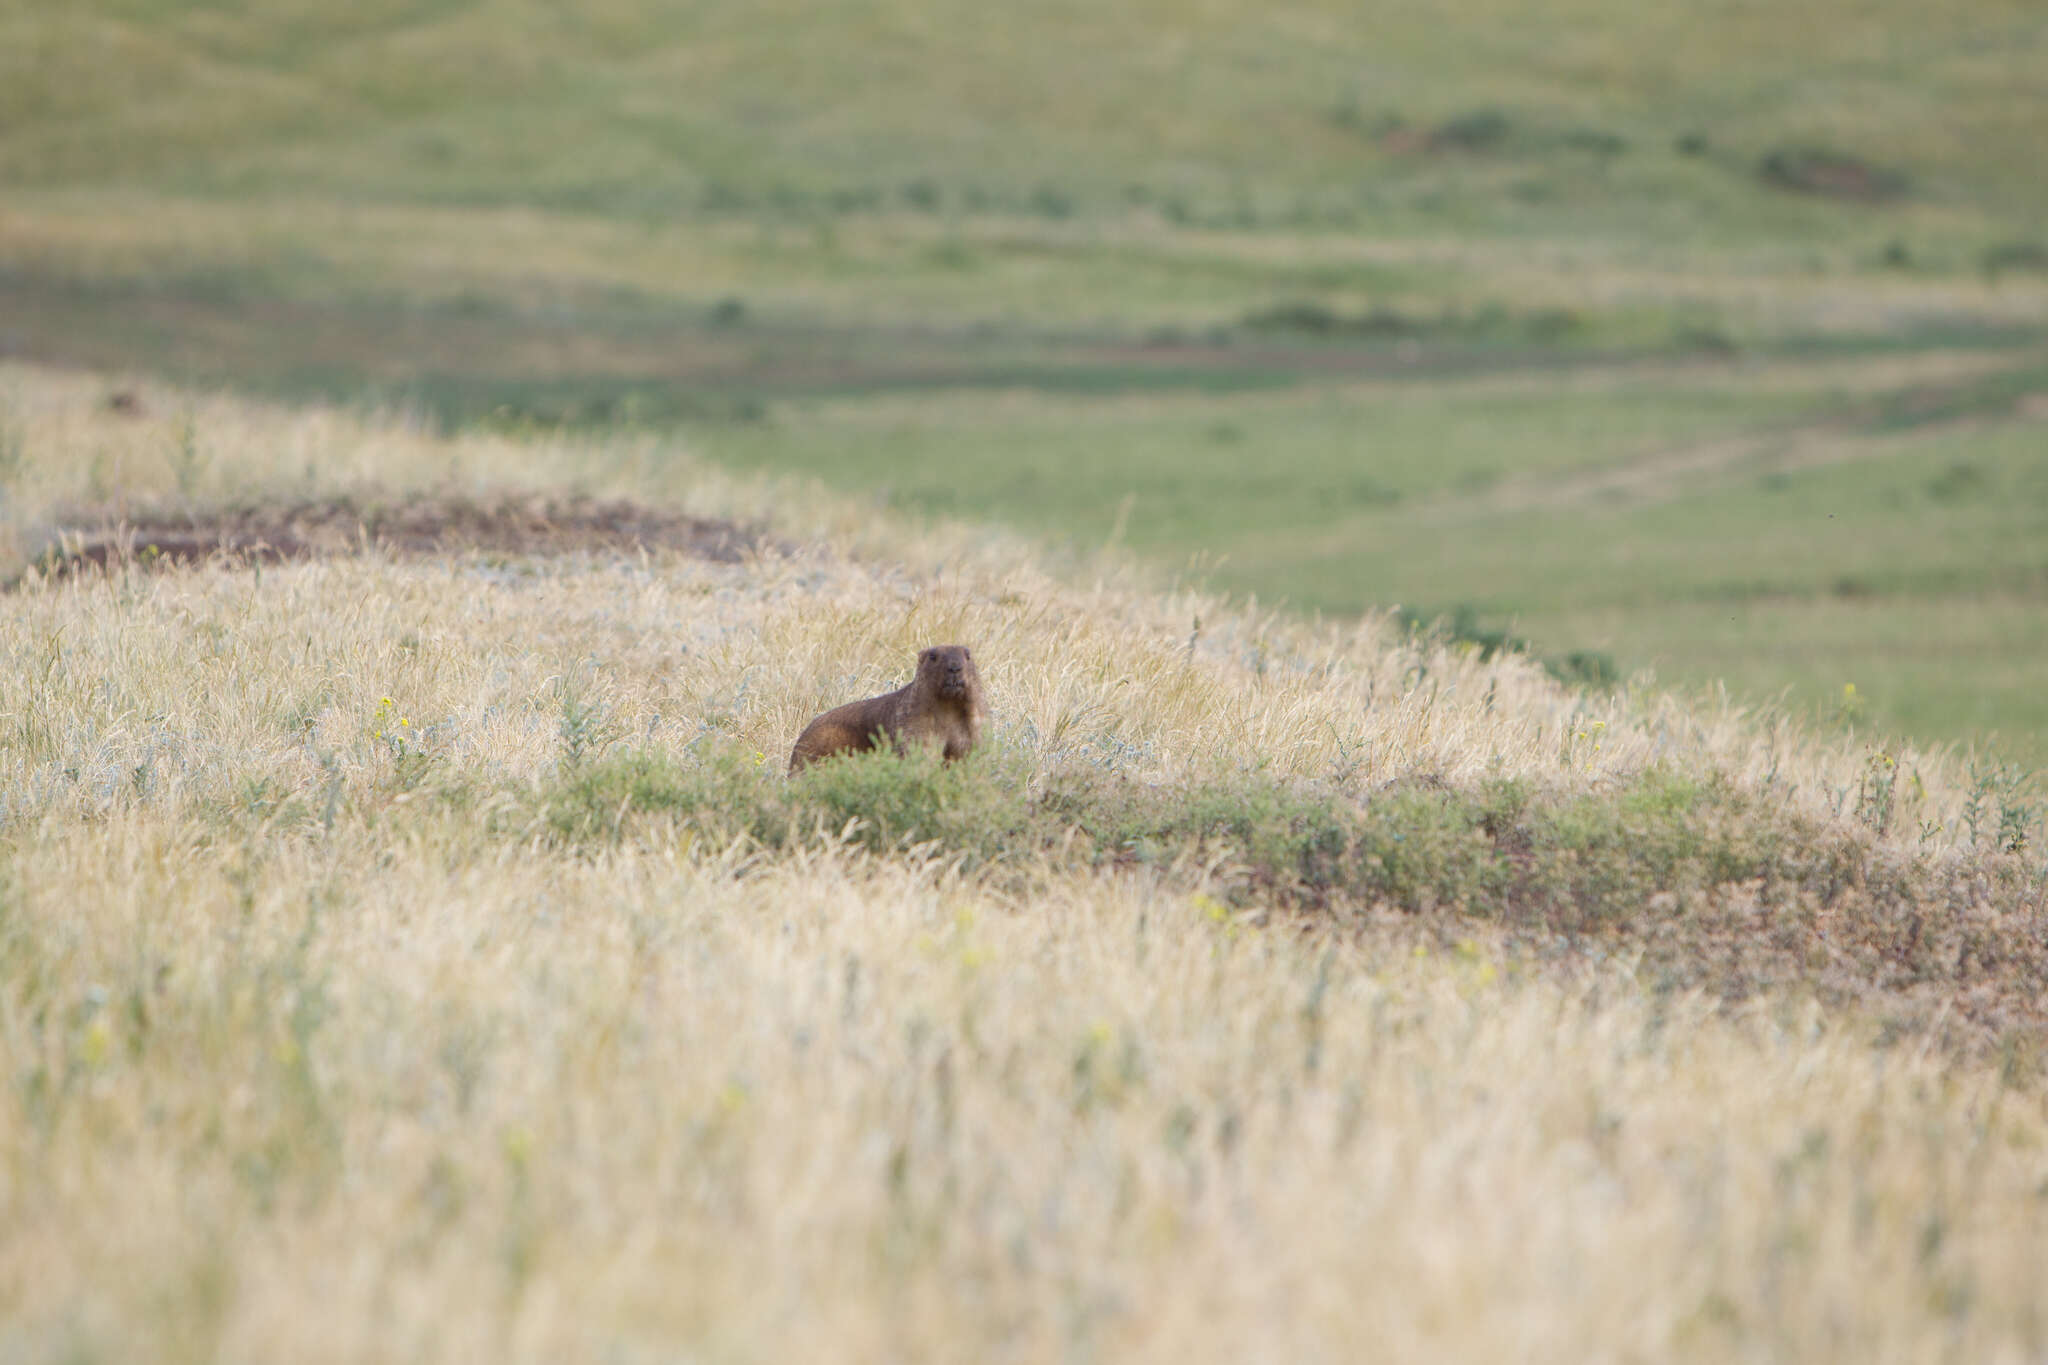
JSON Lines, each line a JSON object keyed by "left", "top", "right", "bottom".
{"left": 0, "top": 366, "right": 2005, "bottom": 828}
{"left": 3, "top": 362, "right": 2046, "bottom": 1362}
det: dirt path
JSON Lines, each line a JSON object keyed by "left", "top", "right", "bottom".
{"left": 1237, "top": 354, "right": 2048, "bottom": 566}
{"left": 1457, "top": 354, "right": 2048, "bottom": 516}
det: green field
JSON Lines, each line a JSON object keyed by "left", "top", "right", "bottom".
{"left": 4, "top": 0, "right": 2047, "bottom": 760}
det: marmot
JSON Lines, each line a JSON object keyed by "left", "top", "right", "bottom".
{"left": 789, "top": 645, "right": 985, "bottom": 773}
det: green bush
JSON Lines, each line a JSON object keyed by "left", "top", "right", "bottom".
{"left": 1756, "top": 146, "right": 1908, "bottom": 201}
{"left": 1979, "top": 241, "right": 2048, "bottom": 278}
{"left": 789, "top": 745, "right": 1034, "bottom": 858}
{"left": 541, "top": 746, "right": 781, "bottom": 845}
{"left": 1432, "top": 108, "right": 1513, "bottom": 152}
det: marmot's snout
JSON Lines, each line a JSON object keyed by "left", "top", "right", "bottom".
{"left": 925, "top": 644, "right": 976, "bottom": 700}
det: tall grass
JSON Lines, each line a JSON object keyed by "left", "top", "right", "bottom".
{"left": 2, "top": 363, "right": 2046, "bottom": 1361}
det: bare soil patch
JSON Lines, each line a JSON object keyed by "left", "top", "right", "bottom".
{"left": 18, "top": 492, "right": 763, "bottom": 587}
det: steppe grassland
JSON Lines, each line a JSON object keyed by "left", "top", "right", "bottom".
{"left": 7, "top": 0, "right": 2046, "bottom": 233}
{"left": 7, "top": 0, "right": 2048, "bottom": 769}
{"left": 0, "top": 363, "right": 1982, "bottom": 820}
{"left": 4, "top": 364, "right": 2048, "bottom": 1361}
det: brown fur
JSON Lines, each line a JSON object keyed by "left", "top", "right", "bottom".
{"left": 789, "top": 645, "right": 985, "bottom": 774}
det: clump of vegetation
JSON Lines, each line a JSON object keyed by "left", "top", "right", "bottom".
{"left": 900, "top": 178, "right": 943, "bottom": 212}
{"left": 1239, "top": 301, "right": 1424, "bottom": 339}
{"left": 1235, "top": 301, "right": 1587, "bottom": 346}
{"left": 1029, "top": 184, "right": 1077, "bottom": 219}
{"left": 1962, "top": 762, "right": 2039, "bottom": 856}
{"left": 539, "top": 743, "right": 1028, "bottom": 856}
{"left": 1430, "top": 108, "right": 1514, "bottom": 152}
{"left": 1395, "top": 606, "right": 1618, "bottom": 692}
{"left": 1924, "top": 461, "right": 1988, "bottom": 502}
{"left": 0, "top": 401, "right": 24, "bottom": 507}
{"left": 1980, "top": 241, "right": 2048, "bottom": 278}
{"left": 1757, "top": 146, "right": 1909, "bottom": 201}
{"left": 1559, "top": 128, "right": 1627, "bottom": 159}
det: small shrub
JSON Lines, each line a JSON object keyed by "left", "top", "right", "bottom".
{"left": 789, "top": 745, "right": 1031, "bottom": 859}
{"left": 1757, "top": 146, "right": 1908, "bottom": 201}
{"left": 1855, "top": 751, "right": 1900, "bottom": 836}
{"left": 540, "top": 747, "right": 773, "bottom": 844}
{"left": 0, "top": 404, "right": 23, "bottom": 501}
{"left": 923, "top": 240, "right": 977, "bottom": 271}
{"left": 556, "top": 684, "right": 623, "bottom": 770}
{"left": 1432, "top": 109, "right": 1512, "bottom": 152}
{"left": 1925, "top": 462, "right": 1987, "bottom": 502}
{"left": 1029, "top": 185, "right": 1075, "bottom": 219}
{"left": 1980, "top": 241, "right": 2048, "bottom": 279}
{"left": 1348, "top": 477, "right": 1401, "bottom": 506}
{"left": 1560, "top": 128, "right": 1627, "bottom": 159}
{"left": 1673, "top": 323, "right": 1739, "bottom": 356}
{"left": 536, "top": 740, "right": 1034, "bottom": 861}
{"left": 1239, "top": 301, "right": 1345, "bottom": 336}
{"left": 1397, "top": 607, "right": 1618, "bottom": 692}
{"left": 1237, "top": 302, "right": 1430, "bottom": 340}
{"left": 1399, "top": 604, "right": 1525, "bottom": 661}
{"left": 827, "top": 186, "right": 883, "bottom": 213}
{"left": 1477, "top": 777, "right": 1533, "bottom": 836}
{"left": 1351, "top": 787, "right": 1504, "bottom": 912}
{"left": 1546, "top": 650, "right": 1619, "bottom": 690}
{"left": 1960, "top": 763, "right": 2037, "bottom": 852}
{"left": 1525, "top": 308, "right": 1585, "bottom": 342}
{"left": 1525, "top": 770, "right": 1780, "bottom": 924}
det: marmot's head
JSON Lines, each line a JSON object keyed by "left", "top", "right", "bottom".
{"left": 917, "top": 644, "right": 981, "bottom": 702}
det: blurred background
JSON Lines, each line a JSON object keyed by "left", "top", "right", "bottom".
{"left": 4, "top": 0, "right": 2044, "bottom": 763}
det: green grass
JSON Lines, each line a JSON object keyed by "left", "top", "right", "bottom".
{"left": 703, "top": 374, "right": 1836, "bottom": 532}
{"left": 7, "top": 0, "right": 2047, "bottom": 235}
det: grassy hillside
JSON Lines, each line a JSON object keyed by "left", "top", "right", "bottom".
{"left": 8, "top": 0, "right": 2048, "bottom": 230}
{"left": 7, "top": 10, "right": 2048, "bottom": 1355}
{"left": 698, "top": 347, "right": 2048, "bottom": 762}
{"left": 4, "top": 0, "right": 2046, "bottom": 758}
{"left": 3, "top": 365, "right": 2047, "bottom": 1361}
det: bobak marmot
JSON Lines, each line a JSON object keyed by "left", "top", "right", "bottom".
{"left": 789, "top": 645, "right": 985, "bottom": 774}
